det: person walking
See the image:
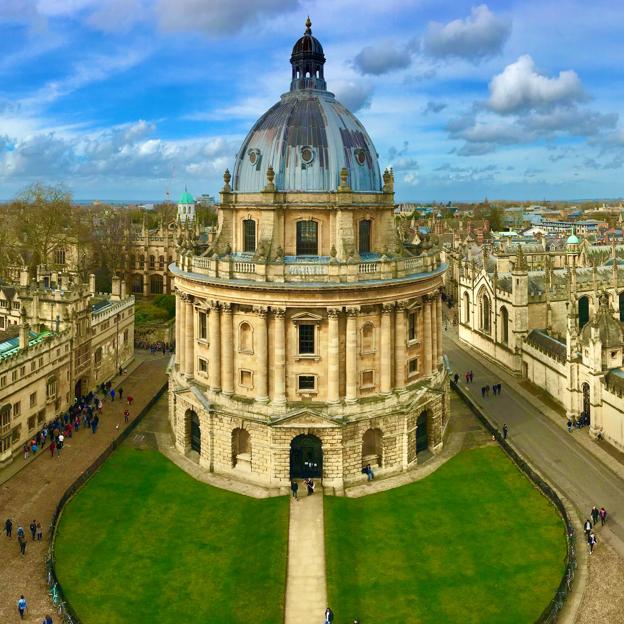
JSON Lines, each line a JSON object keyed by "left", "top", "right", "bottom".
{"left": 599, "top": 507, "right": 607, "bottom": 526}
{"left": 591, "top": 506, "right": 600, "bottom": 526}
{"left": 291, "top": 480, "right": 298, "bottom": 500}
{"left": 18, "top": 535, "right": 26, "bottom": 555}
{"left": 453, "top": 373, "right": 459, "bottom": 384}
{"left": 36, "top": 522, "right": 43, "bottom": 541}
{"left": 469, "top": 370, "right": 474, "bottom": 382}
{"left": 29, "top": 520, "right": 36, "bottom": 541}
{"left": 124, "top": 409, "right": 130, "bottom": 423}
{"left": 503, "top": 423, "right": 509, "bottom": 440}
{"left": 49, "top": 439, "right": 56, "bottom": 458}
{"left": 16, "top": 525, "right": 24, "bottom": 540}
{"left": 481, "top": 386, "right": 486, "bottom": 398}
{"left": 5, "top": 517, "right": 12, "bottom": 537}
{"left": 110, "top": 388, "right": 116, "bottom": 402}
{"left": 17, "top": 595, "right": 27, "bottom": 619}
{"left": 324, "top": 606, "right": 334, "bottom": 624}
{"left": 465, "top": 372, "right": 470, "bottom": 383}
{"left": 588, "top": 531, "right": 597, "bottom": 554}
{"left": 567, "top": 419, "right": 572, "bottom": 433}
{"left": 305, "top": 478, "right": 315, "bottom": 496}
{"left": 583, "top": 518, "right": 592, "bottom": 539}
{"left": 127, "top": 395, "right": 134, "bottom": 406}
{"left": 43, "top": 615, "right": 53, "bottom": 624}
{"left": 118, "top": 387, "right": 123, "bottom": 401}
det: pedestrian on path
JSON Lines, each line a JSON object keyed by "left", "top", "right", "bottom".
{"left": 324, "top": 606, "right": 334, "bottom": 623}
{"left": 305, "top": 478, "right": 315, "bottom": 496}
{"left": 453, "top": 373, "right": 459, "bottom": 384}
{"left": 5, "top": 517, "right": 12, "bottom": 537}
{"left": 18, "top": 535, "right": 26, "bottom": 555}
{"left": 43, "top": 615, "right": 53, "bottom": 624}
{"left": 465, "top": 372, "right": 470, "bottom": 383}
{"left": 599, "top": 507, "right": 607, "bottom": 526}
{"left": 118, "top": 387, "right": 123, "bottom": 400}
{"left": 591, "top": 506, "right": 600, "bottom": 526}
{"left": 124, "top": 409, "right": 130, "bottom": 423}
{"left": 36, "top": 522, "right": 43, "bottom": 541}
{"left": 567, "top": 419, "right": 572, "bottom": 433}
{"left": 588, "top": 531, "right": 597, "bottom": 554}
{"left": 503, "top": 424, "right": 509, "bottom": 440}
{"left": 16, "top": 525, "right": 24, "bottom": 539}
{"left": 49, "top": 439, "right": 56, "bottom": 457}
{"left": 110, "top": 388, "right": 116, "bottom": 401}
{"left": 17, "top": 595, "right": 27, "bottom": 619}
{"left": 469, "top": 370, "right": 474, "bottom": 382}
{"left": 481, "top": 386, "right": 486, "bottom": 398}
{"left": 291, "top": 480, "right": 298, "bottom": 500}
{"left": 584, "top": 518, "right": 592, "bottom": 539}
{"left": 127, "top": 395, "right": 134, "bottom": 406}
{"left": 29, "top": 520, "right": 36, "bottom": 540}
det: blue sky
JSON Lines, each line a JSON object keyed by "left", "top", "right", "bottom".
{"left": 0, "top": 0, "right": 623, "bottom": 201}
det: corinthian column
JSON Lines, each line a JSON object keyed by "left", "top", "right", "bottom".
{"left": 221, "top": 303, "right": 233, "bottom": 396}
{"left": 436, "top": 291, "right": 443, "bottom": 367}
{"left": 327, "top": 308, "right": 340, "bottom": 403}
{"left": 273, "top": 308, "right": 286, "bottom": 405}
{"left": 175, "top": 291, "right": 181, "bottom": 368}
{"left": 380, "top": 303, "right": 393, "bottom": 394}
{"left": 184, "top": 297, "right": 195, "bottom": 377}
{"left": 345, "top": 307, "right": 358, "bottom": 403}
{"left": 431, "top": 292, "right": 438, "bottom": 370}
{"left": 394, "top": 301, "right": 407, "bottom": 389}
{"left": 423, "top": 295, "right": 432, "bottom": 376}
{"left": 254, "top": 307, "right": 269, "bottom": 403}
{"left": 209, "top": 301, "right": 221, "bottom": 392}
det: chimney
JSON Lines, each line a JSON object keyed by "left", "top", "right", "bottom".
{"left": 111, "top": 276, "right": 121, "bottom": 301}
{"left": 120, "top": 279, "right": 127, "bottom": 299}
{"left": 89, "top": 273, "right": 96, "bottom": 295}
{"left": 19, "top": 267, "right": 29, "bottom": 287}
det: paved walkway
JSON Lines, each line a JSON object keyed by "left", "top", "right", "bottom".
{"left": 284, "top": 486, "right": 327, "bottom": 624}
{"left": 0, "top": 352, "right": 169, "bottom": 623}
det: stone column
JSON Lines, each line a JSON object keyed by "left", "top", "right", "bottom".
{"left": 423, "top": 295, "right": 432, "bottom": 376}
{"left": 345, "top": 307, "right": 358, "bottom": 403}
{"left": 184, "top": 297, "right": 195, "bottom": 377}
{"left": 436, "top": 291, "right": 443, "bottom": 367}
{"left": 327, "top": 308, "right": 340, "bottom": 403}
{"left": 175, "top": 291, "right": 181, "bottom": 369}
{"left": 431, "top": 292, "right": 438, "bottom": 371}
{"left": 380, "top": 303, "right": 393, "bottom": 394}
{"left": 394, "top": 301, "right": 406, "bottom": 389}
{"left": 221, "top": 303, "right": 233, "bottom": 396}
{"left": 254, "top": 307, "right": 269, "bottom": 403}
{"left": 273, "top": 308, "right": 286, "bottom": 405}
{"left": 209, "top": 301, "right": 221, "bottom": 392}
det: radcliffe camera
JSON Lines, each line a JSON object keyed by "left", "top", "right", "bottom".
{"left": 0, "top": 3, "right": 621, "bottom": 624}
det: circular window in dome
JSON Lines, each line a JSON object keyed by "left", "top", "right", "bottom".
{"left": 355, "top": 148, "right": 367, "bottom": 166}
{"left": 301, "top": 146, "right": 315, "bottom": 165}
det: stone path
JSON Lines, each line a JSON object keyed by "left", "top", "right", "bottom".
{"left": 0, "top": 352, "right": 169, "bottom": 623}
{"left": 284, "top": 486, "right": 327, "bottom": 624}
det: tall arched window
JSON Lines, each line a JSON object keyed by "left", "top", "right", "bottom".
{"left": 132, "top": 274, "right": 143, "bottom": 294}
{"left": 463, "top": 292, "right": 470, "bottom": 323}
{"left": 500, "top": 306, "right": 509, "bottom": 345}
{"left": 150, "top": 274, "right": 163, "bottom": 295}
{"left": 578, "top": 296, "right": 589, "bottom": 329}
{"left": 243, "top": 219, "right": 256, "bottom": 253}
{"left": 149, "top": 255, "right": 155, "bottom": 269}
{"left": 480, "top": 292, "right": 491, "bottom": 334}
{"left": 361, "top": 322, "right": 375, "bottom": 353}
{"left": 296, "top": 221, "right": 318, "bottom": 255}
{"left": 359, "top": 219, "right": 372, "bottom": 254}
{"left": 239, "top": 322, "right": 253, "bottom": 353}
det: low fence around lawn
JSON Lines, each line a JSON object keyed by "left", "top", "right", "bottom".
{"left": 451, "top": 380, "right": 577, "bottom": 624}
{"left": 45, "top": 381, "right": 169, "bottom": 624}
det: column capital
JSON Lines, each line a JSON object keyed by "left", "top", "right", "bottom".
{"left": 221, "top": 302, "right": 233, "bottom": 314}
{"left": 396, "top": 299, "right": 409, "bottom": 311}
{"left": 346, "top": 306, "right": 360, "bottom": 317}
{"left": 382, "top": 302, "right": 395, "bottom": 314}
{"left": 209, "top": 300, "right": 220, "bottom": 310}
{"left": 327, "top": 307, "right": 341, "bottom": 319}
{"left": 273, "top": 307, "right": 286, "bottom": 319}
{"left": 253, "top": 305, "right": 268, "bottom": 318}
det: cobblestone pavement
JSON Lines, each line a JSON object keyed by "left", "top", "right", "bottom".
{"left": 0, "top": 353, "right": 169, "bottom": 623}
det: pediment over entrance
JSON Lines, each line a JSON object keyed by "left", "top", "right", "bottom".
{"left": 272, "top": 408, "right": 339, "bottom": 428}
{"left": 290, "top": 311, "right": 323, "bottom": 323}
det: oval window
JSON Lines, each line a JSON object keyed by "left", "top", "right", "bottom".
{"left": 301, "top": 146, "right": 314, "bottom": 164}
{"left": 249, "top": 151, "right": 257, "bottom": 165}
{"left": 355, "top": 149, "right": 367, "bottom": 165}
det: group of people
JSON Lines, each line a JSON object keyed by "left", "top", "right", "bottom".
{"left": 479, "top": 383, "right": 503, "bottom": 398}
{"left": 566, "top": 413, "right": 590, "bottom": 432}
{"left": 290, "top": 478, "right": 316, "bottom": 499}
{"left": 4, "top": 518, "right": 43, "bottom": 556}
{"left": 134, "top": 340, "right": 174, "bottom": 355}
{"left": 584, "top": 505, "right": 608, "bottom": 554}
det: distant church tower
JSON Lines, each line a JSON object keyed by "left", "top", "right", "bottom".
{"left": 177, "top": 188, "right": 195, "bottom": 223}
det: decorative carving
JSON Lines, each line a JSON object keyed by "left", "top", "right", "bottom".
{"left": 327, "top": 308, "right": 340, "bottom": 320}
{"left": 221, "top": 302, "right": 232, "bottom": 314}
{"left": 273, "top": 307, "right": 286, "bottom": 320}
{"left": 265, "top": 166, "right": 276, "bottom": 191}
{"left": 253, "top": 306, "right": 268, "bottom": 317}
{"left": 339, "top": 167, "right": 350, "bottom": 191}
{"left": 382, "top": 303, "right": 395, "bottom": 314}
{"left": 346, "top": 306, "right": 360, "bottom": 317}
{"left": 222, "top": 169, "right": 231, "bottom": 192}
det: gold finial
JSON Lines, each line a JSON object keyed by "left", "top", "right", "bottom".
{"left": 305, "top": 16, "right": 312, "bottom": 34}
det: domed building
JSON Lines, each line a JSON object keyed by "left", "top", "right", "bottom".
{"left": 168, "top": 19, "right": 450, "bottom": 489}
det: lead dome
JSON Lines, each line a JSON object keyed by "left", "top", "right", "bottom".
{"left": 232, "top": 18, "right": 382, "bottom": 193}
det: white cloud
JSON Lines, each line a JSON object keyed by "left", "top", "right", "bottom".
{"left": 332, "top": 80, "right": 374, "bottom": 113}
{"left": 156, "top": 0, "right": 299, "bottom": 38}
{"left": 423, "top": 4, "right": 510, "bottom": 61}
{"left": 489, "top": 55, "right": 584, "bottom": 113}
{"left": 85, "top": 0, "right": 145, "bottom": 33}
{"left": 353, "top": 41, "right": 413, "bottom": 75}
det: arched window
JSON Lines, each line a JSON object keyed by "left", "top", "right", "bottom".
{"left": 132, "top": 275, "right": 143, "bottom": 294}
{"left": 361, "top": 322, "right": 375, "bottom": 353}
{"left": 243, "top": 219, "right": 256, "bottom": 253}
{"left": 362, "top": 428, "right": 383, "bottom": 467}
{"left": 232, "top": 428, "right": 251, "bottom": 468}
{"left": 129, "top": 254, "right": 136, "bottom": 269}
{"left": 479, "top": 291, "right": 491, "bottom": 334}
{"left": 500, "top": 306, "right": 509, "bottom": 345}
{"left": 239, "top": 322, "right": 253, "bottom": 353}
{"left": 54, "top": 249, "right": 66, "bottom": 265}
{"left": 150, "top": 274, "right": 163, "bottom": 295}
{"left": 359, "top": 219, "right": 372, "bottom": 254}
{"left": 463, "top": 292, "right": 470, "bottom": 323}
{"left": 149, "top": 255, "right": 155, "bottom": 269}
{"left": 296, "top": 221, "right": 318, "bottom": 256}
{"left": 94, "top": 348, "right": 102, "bottom": 367}
{"left": 139, "top": 255, "right": 145, "bottom": 269}
{"left": 578, "top": 296, "right": 589, "bottom": 329}
{"left": 158, "top": 255, "right": 165, "bottom": 270}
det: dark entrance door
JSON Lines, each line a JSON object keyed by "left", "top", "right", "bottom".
{"left": 582, "top": 383, "right": 591, "bottom": 425}
{"left": 290, "top": 434, "right": 322, "bottom": 479}
{"left": 190, "top": 412, "right": 201, "bottom": 453}
{"left": 74, "top": 379, "right": 82, "bottom": 399}
{"left": 416, "top": 411, "right": 428, "bottom": 453}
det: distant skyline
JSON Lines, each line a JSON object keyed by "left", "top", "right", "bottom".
{"left": 0, "top": 0, "right": 623, "bottom": 201}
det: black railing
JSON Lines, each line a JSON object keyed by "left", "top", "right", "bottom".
{"left": 451, "top": 380, "right": 576, "bottom": 624}
{"left": 45, "top": 382, "right": 168, "bottom": 623}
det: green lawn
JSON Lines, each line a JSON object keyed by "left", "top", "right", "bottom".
{"left": 55, "top": 448, "right": 288, "bottom": 624}
{"left": 325, "top": 446, "right": 567, "bottom": 624}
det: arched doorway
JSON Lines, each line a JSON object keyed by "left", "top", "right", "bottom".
{"left": 187, "top": 410, "right": 200, "bottom": 453}
{"left": 74, "top": 378, "right": 85, "bottom": 399}
{"left": 362, "top": 428, "right": 383, "bottom": 467}
{"left": 232, "top": 428, "right": 252, "bottom": 471}
{"left": 290, "top": 434, "right": 322, "bottom": 479}
{"left": 416, "top": 411, "right": 428, "bottom": 453}
{"left": 582, "top": 383, "right": 590, "bottom": 425}
{"left": 578, "top": 296, "right": 589, "bottom": 329}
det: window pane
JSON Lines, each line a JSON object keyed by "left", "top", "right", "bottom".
{"left": 298, "top": 324, "right": 315, "bottom": 354}
{"left": 296, "top": 221, "right": 318, "bottom": 255}
{"left": 298, "top": 375, "right": 315, "bottom": 390}
{"left": 359, "top": 220, "right": 371, "bottom": 254}
{"left": 243, "top": 220, "right": 256, "bottom": 253}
